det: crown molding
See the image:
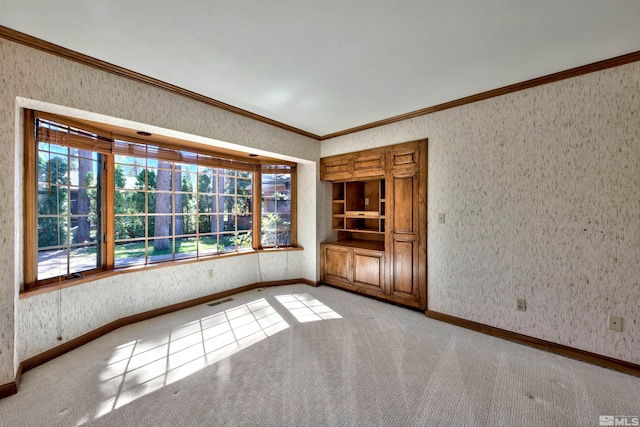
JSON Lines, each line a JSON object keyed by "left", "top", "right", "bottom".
{"left": 2, "top": 24, "right": 639, "bottom": 142}
{"left": 0, "top": 25, "right": 321, "bottom": 140}
{"left": 320, "top": 49, "right": 640, "bottom": 140}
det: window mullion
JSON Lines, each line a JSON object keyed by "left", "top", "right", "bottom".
{"left": 253, "top": 171, "right": 262, "bottom": 250}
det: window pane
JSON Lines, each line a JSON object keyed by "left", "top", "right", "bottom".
{"left": 237, "top": 196, "right": 252, "bottom": 215}
{"left": 237, "top": 214, "right": 252, "bottom": 232}
{"left": 222, "top": 214, "right": 236, "bottom": 232}
{"left": 115, "top": 216, "right": 146, "bottom": 240}
{"left": 176, "top": 171, "right": 197, "bottom": 193}
{"left": 70, "top": 188, "right": 99, "bottom": 216}
{"left": 237, "top": 179, "right": 252, "bottom": 196}
{"left": 197, "top": 171, "right": 216, "bottom": 194}
{"left": 69, "top": 154, "right": 99, "bottom": 187}
{"left": 148, "top": 238, "right": 173, "bottom": 263}
{"left": 37, "top": 151, "right": 50, "bottom": 181}
{"left": 261, "top": 173, "right": 292, "bottom": 247}
{"left": 221, "top": 195, "right": 235, "bottom": 214}
{"left": 174, "top": 193, "right": 195, "bottom": 214}
{"left": 175, "top": 237, "right": 197, "bottom": 259}
{"left": 114, "top": 164, "right": 145, "bottom": 190}
{"left": 276, "top": 214, "right": 292, "bottom": 246}
{"left": 198, "top": 214, "right": 213, "bottom": 234}
{"left": 149, "top": 215, "right": 172, "bottom": 238}
{"left": 235, "top": 232, "right": 252, "bottom": 250}
{"left": 38, "top": 150, "right": 68, "bottom": 185}
{"left": 70, "top": 216, "right": 98, "bottom": 243}
{"left": 38, "top": 216, "right": 67, "bottom": 248}
{"left": 37, "top": 184, "right": 68, "bottom": 215}
{"left": 198, "top": 235, "right": 219, "bottom": 256}
{"left": 176, "top": 214, "right": 197, "bottom": 236}
{"left": 37, "top": 248, "right": 68, "bottom": 280}
{"left": 222, "top": 176, "right": 235, "bottom": 194}
{"left": 218, "top": 233, "right": 236, "bottom": 252}
{"left": 149, "top": 191, "right": 172, "bottom": 214}
{"left": 69, "top": 244, "right": 99, "bottom": 273}
{"left": 115, "top": 191, "right": 146, "bottom": 215}
{"left": 198, "top": 194, "right": 215, "bottom": 214}
{"left": 114, "top": 241, "right": 146, "bottom": 268}
{"left": 155, "top": 163, "right": 173, "bottom": 191}
{"left": 144, "top": 168, "right": 157, "bottom": 191}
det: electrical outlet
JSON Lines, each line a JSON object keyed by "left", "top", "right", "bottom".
{"left": 608, "top": 314, "right": 623, "bottom": 332}
{"left": 364, "top": 197, "right": 370, "bottom": 205}
{"left": 207, "top": 269, "right": 214, "bottom": 279}
{"left": 438, "top": 213, "right": 445, "bottom": 224}
{"left": 516, "top": 298, "right": 526, "bottom": 311}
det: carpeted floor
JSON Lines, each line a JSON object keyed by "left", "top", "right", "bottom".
{"left": 1, "top": 283, "right": 639, "bottom": 426}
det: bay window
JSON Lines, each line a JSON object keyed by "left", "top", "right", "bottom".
{"left": 23, "top": 111, "right": 297, "bottom": 291}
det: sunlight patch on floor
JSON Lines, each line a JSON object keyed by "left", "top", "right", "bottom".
{"left": 89, "top": 297, "right": 288, "bottom": 423}
{"left": 275, "top": 293, "right": 342, "bottom": 322}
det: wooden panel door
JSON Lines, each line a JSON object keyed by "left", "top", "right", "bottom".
{"left": 352, "top": 248, "right": 385, "bottom": 292}
{"left": 387, "top": 170, "right": 422, "bottom": 307}
{"left": 321, "top": 244, "right": 352, "bottom": 286}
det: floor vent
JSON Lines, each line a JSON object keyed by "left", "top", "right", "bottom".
{"left": 207, "top": 298, "right": 233, "bottom": 307}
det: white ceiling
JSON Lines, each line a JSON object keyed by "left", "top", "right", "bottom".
{"left": 2, "top": 1, "right": 640, "bottom": 137}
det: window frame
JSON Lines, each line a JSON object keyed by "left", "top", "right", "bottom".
{"left": 23, "top": 110, "right": 298, "bottom": 292}
{"left": 259, "top": 169, "right": 296, "bottom": 248}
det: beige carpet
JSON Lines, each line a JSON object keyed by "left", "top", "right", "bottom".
{"left": 1, "top": 284, "right": 639, "bottom": 426}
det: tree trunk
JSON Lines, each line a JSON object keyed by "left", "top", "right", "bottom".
{"left": 74, "top": 151, "right": 92, "bottom": 243}
{"left": 154, "top": 162, "right": 172, "bottom": 251}
{"left": 174, "top": 166, "right": 183, "bottom": 236}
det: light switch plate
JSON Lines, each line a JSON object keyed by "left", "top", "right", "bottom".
{"left": 438, "top": 213, "right": 445, "bottom": 224}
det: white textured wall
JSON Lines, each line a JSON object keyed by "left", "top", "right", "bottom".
{"left": 322, "top": 61, "right": 640, "bottom": 365}
{"left": 0, "top": 38, "right": 319, "bottom": 384}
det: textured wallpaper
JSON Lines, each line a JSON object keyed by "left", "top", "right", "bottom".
{"left": 0, "top": 39, "right": 18, "bottom": 384}
{"left": 322, "top": 61, "right": 640, "bottom": 365}
{"left": 0, "top": 38, "right": 319, "bottom": 382}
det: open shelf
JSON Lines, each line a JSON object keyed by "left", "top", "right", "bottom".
{"left": 332, "top": 178, "right": 385, "bottom": 235}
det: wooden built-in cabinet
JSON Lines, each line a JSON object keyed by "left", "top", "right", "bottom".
{"left": 321, "top": 240, "right": 386, "bottom": 296}
{"left": 320, "top": 140, "right": 427, "bottom": 310}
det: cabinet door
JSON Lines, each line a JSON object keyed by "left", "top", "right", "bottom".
{"left": 321, "top": 158, "right": 351, "bottom": 181}
{"left": 389, "top": 145, "right": 419, "bottom": 172}
{"left": 352, "top": 153, "right": 385, "bottom": 178}
{"left": 352, "top": 248, "right": 385, "bottom": 292}
{"left": 321, "top": 244, "right": 352, "bottom": 286}
{"left": 387, "top": 170, "right": 422, "bottom": 307}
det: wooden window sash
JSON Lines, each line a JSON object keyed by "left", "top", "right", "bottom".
{"left": 259, "top": 171, "right": 296, "bottom": 248}
{"left": 24, "top": 110, "right": 37, "bottom": 287}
